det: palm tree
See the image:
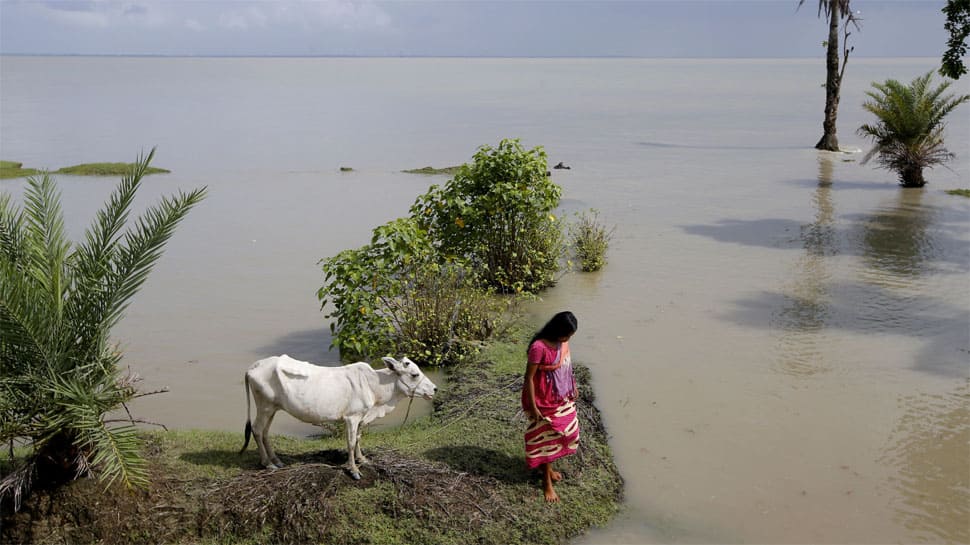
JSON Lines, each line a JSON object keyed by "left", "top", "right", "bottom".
{"left": 857, "top": 71, "right": 970, "bottom": 187}
{"left": 0, "top": 149, "right": 205, "bottom": 509}
{"left": 799, "top": 0, "right": 860, "bottom": 151}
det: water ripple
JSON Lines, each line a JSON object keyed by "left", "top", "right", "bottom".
{"left": 880, "top": 382, "right": 970, "bottom": 544}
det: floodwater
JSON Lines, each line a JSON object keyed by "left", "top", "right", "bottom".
{"left": 1, "top": 56, "right": 967, "bottom": 544}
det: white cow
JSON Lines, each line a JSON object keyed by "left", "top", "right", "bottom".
{"left": 240, "top": 354, "right": 437, "bottom": 479}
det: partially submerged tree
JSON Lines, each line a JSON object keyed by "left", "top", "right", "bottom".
{"left": 799, "top": 0, "right": 861, "bottom": 151}
{"left": 0, "top": 150, "right": 205, "bottom": 509}
{"left": 317, "top": 217, "right": 505, "bottom": 365}
{"left": 857, "top": 72, "right": 970, "bottom": 187}
{"left": 411, "top": 139, "right": 563, "bottom": 294}
{"left": 940, "top": 0, "right": 969, "bottom": 80}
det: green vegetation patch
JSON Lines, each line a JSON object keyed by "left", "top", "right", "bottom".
{"left": 402, "top": 165, "right": 462, "bottom": 175}
{"left": 945, "top": 189, "right": 970, "bottom": 198}
{"left": 0, "top": 161, "right": 42, "bottom": 180}
{"left": 1, "top": 160, "right": 171, "bottom": 179}
{"left": 2, "top": 337, "right": 623, "bottom": 545}
{"left": 56, "top": 162, "right": 170, "bottom": 176}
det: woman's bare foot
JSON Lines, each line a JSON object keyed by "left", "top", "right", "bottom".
{"left": 542, "top": 463, "right": 561, "bottom": 502}
{"left": 544, "top": 483, "right": 560, "bottom": 503}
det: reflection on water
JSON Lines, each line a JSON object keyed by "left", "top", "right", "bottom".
{"left": 881, "top": 381, "right": 970, "bottom": 544}
{"left": 859, "top": 190, "right": 939, "bottom": 280}
{"left": 771, "top": 155, "right": 839, "bottom": 377}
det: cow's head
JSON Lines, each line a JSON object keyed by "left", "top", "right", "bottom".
{"left": 382, "top": 356, "right": 437, "bottom": 400}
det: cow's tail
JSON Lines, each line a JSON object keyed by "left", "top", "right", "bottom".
{"left": 240, "top": 373, "right": 253, "bottom": 454}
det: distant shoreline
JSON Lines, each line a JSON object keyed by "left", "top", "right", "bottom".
{"left": 0, "top": 53, "right": 942, "bottom": 60}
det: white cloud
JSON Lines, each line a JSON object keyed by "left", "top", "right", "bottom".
{"left": 31, "top": 0, "right": 391, "bottom": 33}
{"left": 39, "top": 1, "right": 111, "bottom": 28}
{"left": 217, "top": 6, "right": 267, "bottom": 30}
{"left": 184, "top": 18, "right": 205, "bottom": 31}
{"left": 216, "top": 1, "right": 391, "bottom": 31}
{"left": 37, "top": 0, "right": 168, "bottom": 28}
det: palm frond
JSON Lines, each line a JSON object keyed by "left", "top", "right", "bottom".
{"left": 0, "top": 193, "right": 27, "bottom": 264}
{"left": 0, "top": 460, "right": 35, "bottom": 512}
{"left": 40, "top": 369, "right": 147, "bottom": 489}
{"left": 100, "top": 186, "right": 207, "bottom": 334}
{"left": 21, "top": 174, "right": 71, "bottom": 312}
{"left": 66, "top": 148, "right": 160, "bottom": 365}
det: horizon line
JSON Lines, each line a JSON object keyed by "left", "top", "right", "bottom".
{"left": 0, "top": 52, "right": 942, "bottom": 60}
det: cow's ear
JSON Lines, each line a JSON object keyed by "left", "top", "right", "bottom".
{"left": 382, "top": 357, "right": 401, "bottom": 371}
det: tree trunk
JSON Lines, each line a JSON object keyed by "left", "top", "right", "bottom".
{"left": 900, "top": 164, "right": 926, "bottom": 188}
{"left": 816, "top": 0, "right": 842, "bottom": 151}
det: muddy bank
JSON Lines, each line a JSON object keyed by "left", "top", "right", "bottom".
{"left": 2, "top": 354, "right": 622, "bottom": 545}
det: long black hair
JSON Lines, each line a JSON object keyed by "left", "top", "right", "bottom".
{"left": 527, "top": 311, "right": 578, "bottom": 353}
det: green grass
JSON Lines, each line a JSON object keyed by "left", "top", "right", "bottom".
{"left": 1, "top": 160, "right": 170, "bottom": 179}
{"left": 402, "top": 165, "right": 462, "bottom": 175}
{"left": 3, "top": 334, "right": 622, "bottom": 545}
{"left": 945, "top": 189, "right": 970, "bottom": 198}
{"left": 0, "top": 161, "right": 42, "bottom": 179}
{"left": 55, "top": 162, "right": 170, "bottom": 176}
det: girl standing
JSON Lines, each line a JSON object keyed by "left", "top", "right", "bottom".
{"left": 521, "top": 311, "right": 580, "bottom": 502}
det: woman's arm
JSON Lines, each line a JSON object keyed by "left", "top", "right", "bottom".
{"left": 523, "top": 362, "right": 544, "bottom": 422}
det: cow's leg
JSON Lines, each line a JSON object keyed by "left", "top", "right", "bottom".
{"left": 344, "top": 416, "right": 362, "bottom": 480}
{"left": 263, "top": 412, "right": 285, "bottom": 468}
{"left": 252, "top": 403, "right": 278, "bottom": 469}
{"left": 354, "top": 426, "right": 368, "bottom": 464}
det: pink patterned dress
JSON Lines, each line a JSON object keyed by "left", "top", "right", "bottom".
{"left": 521, "top": 340, "right": 580, "bottom": 469}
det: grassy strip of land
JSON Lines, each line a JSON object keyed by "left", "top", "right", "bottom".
{"left": 2, "top": 336, "right": 623, "bottom": 545}
{"left": 945, "top": 189, "right": 970, "bottom": 198}
{"left": 1, "top": 161, "right": 170, "bottom": 179}
{"left": 0, "top": 161, "right": 42, "bottom": 180}
{"left": 402, "top": 165, "right": 462, "bottom": 176}
{"left": 55, "top": 163, "right": 170, "bottom": 176}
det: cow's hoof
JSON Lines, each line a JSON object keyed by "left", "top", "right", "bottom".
{"left": 273, "top": 460, "right": 286, "bottom": 468}
{"left": 349, "top": 470, "right": 361, "bottom": 480}
{"left": 265, "top": 463, "right": 280, "bottom": 470}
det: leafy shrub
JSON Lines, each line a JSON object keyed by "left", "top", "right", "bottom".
{"left": 411, "top": 138, "right": 564, "bottom": 294}
{"left": 569, "top": 209, "right": 615, "bottom": 272}
{"left": 317, "top": 218, "right": 505, "bottom": 366}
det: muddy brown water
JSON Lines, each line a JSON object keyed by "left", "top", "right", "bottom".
{"left": 1, "top": 56, "right": 967, "bottom": 543}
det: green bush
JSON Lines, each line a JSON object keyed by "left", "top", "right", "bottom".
{"left": 317, "top": 218, "right": 505, "bottom": 366}
{"left": 319, "top": 139, "right": 566, "bottom": 364}
{"left": 411, "top": 138, "right": 564, "bottom": 294}
{"left": 569, "top": 209, "right": 615, "bottom": 272}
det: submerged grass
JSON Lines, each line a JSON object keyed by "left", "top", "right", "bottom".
{"left": 402, "top": 165, "right": 462, "bottom": 175}
{"left": 2, "top": 335, "right": 623, "bottom": 545}
{"left": 945, "top": 189, "right": 970, "bottom": 198}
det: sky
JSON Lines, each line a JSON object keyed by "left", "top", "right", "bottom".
{"left": 0, "top": 0, "right": 955, "bottom": 58}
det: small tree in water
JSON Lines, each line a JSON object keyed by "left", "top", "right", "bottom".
{"left": 857, "top": 71, "right": 969, "bottom": 187}
{"left": 799, "top": 0, "right": 861, "bottom": 151}
{"left": 0, "top": 150, "right": 205, "bottom": 508}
